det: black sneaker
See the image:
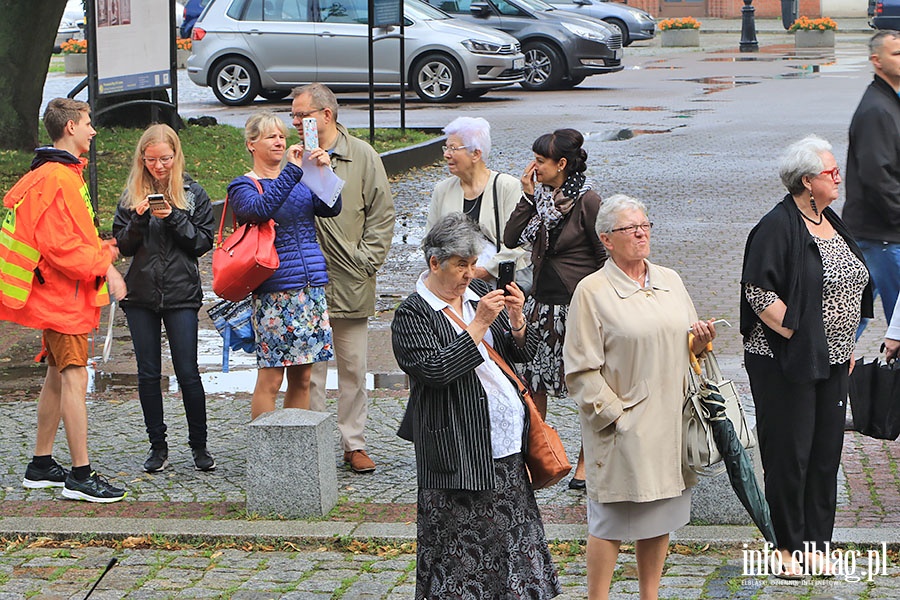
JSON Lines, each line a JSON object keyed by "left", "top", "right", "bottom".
{"left": 22, "top": 459, "right": 69, "bottom": 489}
{"left": 192, "top": 447, "right": 216, "bottom": 471}
{"left": 143, "top": 445, "right": 169, "bottom": 473}
{"left": 62, "top": 472, "right": 126, "bottom": 503}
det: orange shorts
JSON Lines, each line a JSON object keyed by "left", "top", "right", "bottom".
{"left": 42, "top": 330, "right": 89, "bottom": 370}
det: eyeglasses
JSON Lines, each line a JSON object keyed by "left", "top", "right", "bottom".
{"left": 819, "top": 166, "right": 841, "bottom": 183}
{"left": 610, "top": 222, "right": 653, "bottom": 235}
{"left": 142, "top": 155, "right": 174, "bottom": 166}
{"left": 290, "top": 108, "right": 321, "bottom": 119}
{"left": 442, "top": 145, "right": 468, "bottom": 154}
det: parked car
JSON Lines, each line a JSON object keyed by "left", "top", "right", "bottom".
{"left": 871, "top": 0, "right": 900, "bottom": 29}
{"left": 549, "top": 0, "right": 654, "bottom": 46}
{"left": 423, "top": 0, "right": 622, "bottom": 90}
{"left": 188, "top": 0, "right": 525, "bottom": 104}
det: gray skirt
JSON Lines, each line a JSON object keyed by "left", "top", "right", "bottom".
{"left": 587, "top": 488, "right": 692, "bottom": 541}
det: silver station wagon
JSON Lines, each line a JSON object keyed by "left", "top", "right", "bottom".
{"left": 187, "top": 0, "right": 526, "bottom": 104}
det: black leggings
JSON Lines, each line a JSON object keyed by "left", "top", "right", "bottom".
{"left": 744, "top": 352, "right": 847, "bottom": 553}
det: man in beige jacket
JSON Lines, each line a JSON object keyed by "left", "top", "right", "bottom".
{"left": 292, "top": 84, "right": 394, "bottom": 473}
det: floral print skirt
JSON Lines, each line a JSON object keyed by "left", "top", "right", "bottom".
{"left": 521, "top": 297, "right": 569, "bottom": 397}
{"left": 252, "top": 287, "right": 333, "bottom": 368}
{"left": 416, "top": 453, "right": 561, "bottom": 600}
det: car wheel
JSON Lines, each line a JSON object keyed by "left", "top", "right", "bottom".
{"left": 521, "top": 41, "right": 564, "bottom": 91}
{"left": 211, "top": 56, "right": 261, "bottom": 106}
{"left": 560, "top": 75, "right": 586, "bottom": 89}
{"left": 258, "top": 89, "right": 289, "bottom": 102}
{"left": 605, "top": 18, "right": 630, "bottom": 46}
{"left": 411, "top": 54, "right": 462, "bottom": 103}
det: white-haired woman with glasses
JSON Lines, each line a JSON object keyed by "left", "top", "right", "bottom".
{"left": 741, "top": 135, "right": 872, "bottom": 578}
{"left": 564, "top": 194, "right": 717, "bottom": 600}
{"left": 113, "top": 123, "right": 216, "bottom": 473}
{"left": 427, "top": 116, "right": 531, "bottom": 293}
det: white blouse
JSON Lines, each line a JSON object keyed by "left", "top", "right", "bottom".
{"left": 416, "top": 273, "right": 525, "bottom": 458}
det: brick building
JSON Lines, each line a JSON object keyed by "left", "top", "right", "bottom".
{"left": 619, "top": 0, "right": 862, "bottom": 19}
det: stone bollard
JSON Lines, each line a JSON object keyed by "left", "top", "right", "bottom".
{"left": 246, "top": 409, "right": 338, "bottom": 519}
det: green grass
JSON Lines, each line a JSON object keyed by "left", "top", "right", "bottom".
{"left": 1, "top": 122, "right": 435, "bottom": 231}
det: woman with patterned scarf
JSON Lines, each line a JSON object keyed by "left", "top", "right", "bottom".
{"left": 504, "top": 128, "right": 607, "bottom": 489}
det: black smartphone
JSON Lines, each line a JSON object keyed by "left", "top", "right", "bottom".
{"left": 147, "top": 194, "right": 167, "bottom": 211}
{"left": 497, "top": 260, "right": 515, "bottom": 295}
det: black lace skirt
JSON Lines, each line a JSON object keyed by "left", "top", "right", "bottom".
{"left": 416, "top": 453, "right": 561, "bottom": 600}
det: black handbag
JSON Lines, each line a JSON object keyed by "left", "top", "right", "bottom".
{"left": 848, "top": 357, "right": 900, "bottom": 440}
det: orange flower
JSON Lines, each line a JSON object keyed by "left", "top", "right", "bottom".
{"left": 659, "top": 17, "right": 702, "bottom": 31}
{"left": 789, "top": 16, "right": 838, "bottom": 32}
{"left": 60, "top": 39, "right": 87, "bottom": 54}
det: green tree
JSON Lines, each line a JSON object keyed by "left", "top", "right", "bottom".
{"left": 0, "top": 0, "right": 67, "bottom": 151}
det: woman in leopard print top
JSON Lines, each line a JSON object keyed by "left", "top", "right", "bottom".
{"left": 740, "top": 135, "right": 873, "bottom": 578}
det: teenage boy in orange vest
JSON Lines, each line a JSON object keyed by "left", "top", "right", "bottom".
{"left": 0, "top": 98, "right": 127, "bottom": 502}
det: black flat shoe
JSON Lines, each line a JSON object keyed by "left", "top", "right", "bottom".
{"left": 568, "top": 477, "right": 586, "bottom": 490}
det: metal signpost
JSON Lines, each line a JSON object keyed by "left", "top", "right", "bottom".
{"left": 368, "top": 0, "right": 405, "bottom": 143}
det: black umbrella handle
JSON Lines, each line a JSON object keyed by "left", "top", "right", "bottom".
{"left": 83, "top": 557, "right": 117, "bottom": 599}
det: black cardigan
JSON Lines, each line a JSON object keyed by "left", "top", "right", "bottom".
{"left": 392, "top": 278, "right": 538, "bottom": 491}
{"left": 740, "top": 194, "right": 874, "bottom": 383}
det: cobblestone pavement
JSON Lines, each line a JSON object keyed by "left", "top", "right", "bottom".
{"left": 5, "top": 23, "right": 900, "bottom": 598}
{"left": 3, "top": 544, "right": 900, "bottom": 599}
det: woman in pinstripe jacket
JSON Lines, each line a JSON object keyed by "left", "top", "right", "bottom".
{"left": 392, "top": 213, "right": 561, "bottom": 599}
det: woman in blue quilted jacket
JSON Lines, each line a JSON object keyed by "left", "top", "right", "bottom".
{"left": 228, "top": 112, "right": 342, "bottom": 419}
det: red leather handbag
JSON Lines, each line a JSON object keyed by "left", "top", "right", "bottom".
{"left": 212, "top": 178, "right": 279, "bottom": 302}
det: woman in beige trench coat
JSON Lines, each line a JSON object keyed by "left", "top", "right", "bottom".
{"left": 564, "top": 194, "right": 717, "bottom": 600}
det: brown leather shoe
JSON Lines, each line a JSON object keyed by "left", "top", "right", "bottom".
{"left": 343, "top": 449, "right": 376, "bottom": 473}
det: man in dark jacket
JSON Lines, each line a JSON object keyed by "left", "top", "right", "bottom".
{"left": 845, "top": 30, "right": 900, "bottom": 334}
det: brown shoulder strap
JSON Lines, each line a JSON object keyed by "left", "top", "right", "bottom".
{"left": 441, "top": 306, "right": 527, "bottom": 396}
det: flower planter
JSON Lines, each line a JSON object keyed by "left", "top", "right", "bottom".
{"left": 660, "top": 29, "right": 700, "bottom": 48}
{"left": 64, "top": 53, "right": 87, "bottom": 74}
{"left": 177, "top": 48, "right": 191, "bottom": 69}
{"left": 794, "top": 30, "right": 835, "bottom": 48}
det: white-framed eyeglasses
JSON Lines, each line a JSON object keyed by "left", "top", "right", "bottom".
{"left": 442, "top": 145, "right": 468, "bottom": 153}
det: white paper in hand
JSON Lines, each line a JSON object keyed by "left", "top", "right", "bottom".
{"left": 300, "top": 154, "right": 344, "bottom": 208}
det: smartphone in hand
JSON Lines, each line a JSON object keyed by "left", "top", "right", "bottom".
{"left": 497, "top": 260, "right": 515, "bottom": 295}
{"left": 147, "top": 194, "right": 167, "bottom": 211}
{"left": 302, "top": 117, "right": 319, "bottom": 150}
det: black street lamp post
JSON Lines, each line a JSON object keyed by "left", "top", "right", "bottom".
{"left": 740, "top": 0, "right": 759, "bottom": 52}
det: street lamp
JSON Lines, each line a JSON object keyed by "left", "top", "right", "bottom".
{"left": 740, "top": 0, "right": 759, "bottom": 52}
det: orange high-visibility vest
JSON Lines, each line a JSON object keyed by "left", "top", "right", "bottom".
{"left": 0, "top": 159, "right": 112, "bottom": 334}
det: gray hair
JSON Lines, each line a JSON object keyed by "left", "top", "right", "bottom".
{"left": 291, "top": 83, "right": 339, "bottom": 121}
{"left": 870, "top": 29, "right": 900, "bottom": 55}
{"left": 779, "top": 135, "right": 832, "bottom": 195}
{"left": 422, "top": 213, "right": 487, "bottom": 266}
{"left": 443, "top": 117, "right": 491, "bottom": 159}
{"left": 595, "top": 194, "right": 649, "bottom": 236}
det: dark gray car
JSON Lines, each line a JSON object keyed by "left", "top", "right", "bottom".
{"left": 424, "top": 0, "right": 623, "bottom": 90}
{"left": 550, "top": 0, "right": 654, "bottom": 46}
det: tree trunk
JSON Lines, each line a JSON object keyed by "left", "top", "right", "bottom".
{"left": 0, "top": 1, "right": 67, "bottom": 151}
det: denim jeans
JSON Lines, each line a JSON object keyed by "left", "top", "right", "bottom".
{"left": 123, "top": 306, "right": 207, "bottom": 449}
{"left": 856, "top": 239, "right": 900, "bottom": 338}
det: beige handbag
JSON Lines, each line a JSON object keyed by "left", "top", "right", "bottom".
{"left": 682, "top": 349, "right": 756, "bottom": 476}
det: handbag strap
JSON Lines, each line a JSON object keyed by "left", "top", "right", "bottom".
{"left": 440, "top": 306, "right": 528, "bottom": 398}
{"left": 217, "top": 176, "right": 264, "bottom": 248}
